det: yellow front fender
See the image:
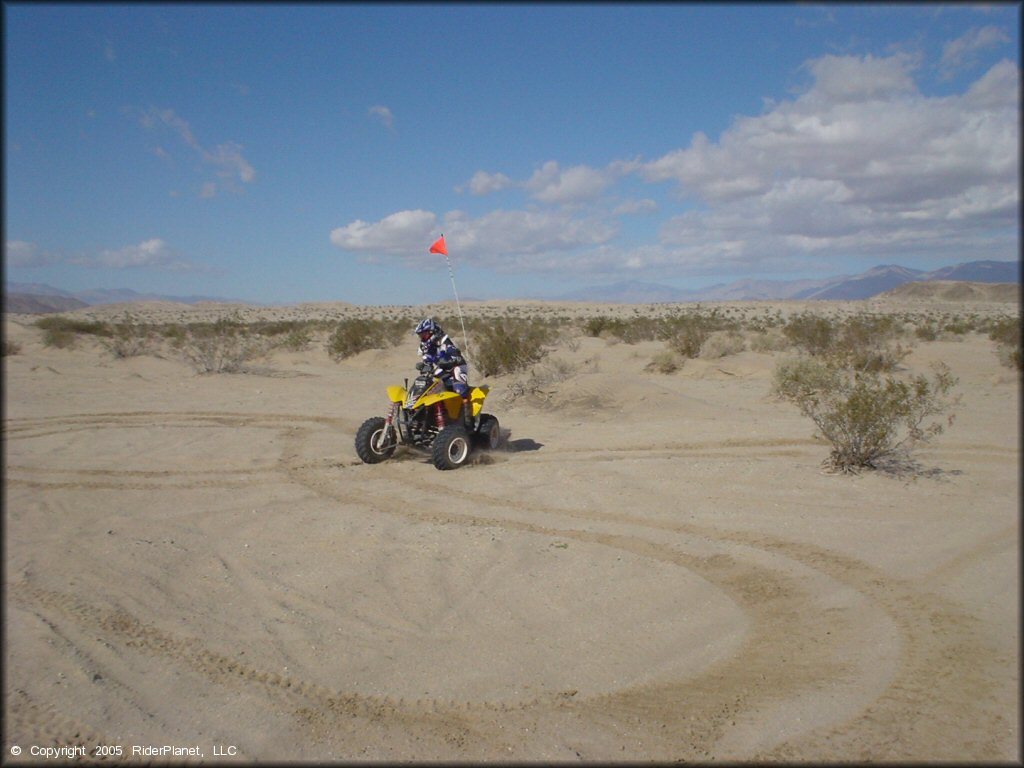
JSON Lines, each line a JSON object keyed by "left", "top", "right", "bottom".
{"left": 420, "top": 391, "right": 464, "bottom": 420}
{"left": 387, "top": 385, "right": 407, "bottom": 403}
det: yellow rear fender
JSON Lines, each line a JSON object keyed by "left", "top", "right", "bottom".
{"left": 470, "top": 385, "right": 489, "bottom": 416}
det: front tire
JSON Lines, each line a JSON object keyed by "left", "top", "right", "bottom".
{"left": 432, "top": 424, "right": 471, "bottom": 470}
{"left": 355, "top": 416, "right": 396, "bottom": 464}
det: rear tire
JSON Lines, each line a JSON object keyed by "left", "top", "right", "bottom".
{"left": 355, "top": 416, "right": 396, "bottom": 464}
{"left": 432, "top": 424, "right": 471, "bottom": 470}
{"left": 476, "top": 414, "right": 501, "bottom": 450}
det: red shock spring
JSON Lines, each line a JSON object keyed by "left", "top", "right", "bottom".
{"left": 434, "top": 402, "right": 447, "bottom": 429}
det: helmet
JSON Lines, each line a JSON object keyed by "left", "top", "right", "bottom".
{"left": 415, "top": 318, "right": 441, "bottom": 342}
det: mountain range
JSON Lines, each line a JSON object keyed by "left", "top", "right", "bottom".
{"left": 556, "top": 260, "right": 1020, "bottom": 303}
{"left": 3, "top": 260, "right": 1020, "bottom": 312}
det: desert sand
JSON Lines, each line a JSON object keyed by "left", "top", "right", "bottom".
{"left": 3, "top": 295, "right": 1019, "bottom": 762}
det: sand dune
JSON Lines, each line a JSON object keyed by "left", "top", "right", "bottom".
{"left": 3, "top": 297, "right": 1019, "bottom": 762}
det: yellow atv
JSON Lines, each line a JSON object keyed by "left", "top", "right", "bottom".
{"left": 355, "top": 363, "right": 500, "bottom": 470}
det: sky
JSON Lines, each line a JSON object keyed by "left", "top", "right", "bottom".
{"left": 4, "top": 3, "right": 1020, "bottom": 305}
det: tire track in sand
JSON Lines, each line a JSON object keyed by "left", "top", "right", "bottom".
{"left": 281, "top": 430, "right": 1012, "bottom": 760}
{"left": 6, "top": 411, "right": 1013, "bottom": 759}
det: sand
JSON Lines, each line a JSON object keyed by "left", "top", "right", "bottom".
{"left": 3, "top": 297, "right": 1019, "bottom": 762}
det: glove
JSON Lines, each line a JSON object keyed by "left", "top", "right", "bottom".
{"left": 416, "top": 361, "right": 430, "bottom": 373}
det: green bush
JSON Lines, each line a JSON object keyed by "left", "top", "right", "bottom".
{"left": 914, "top": 322, "right": 938, "bottom": 342}
{"left": 646, "top": 349, "right": 683, "bottom": 374}
{"left": 748, "top": 328, "right": 790, "bottom": 353}
{"left": 34, "top": 316, "right": 112, "bottom": 337}
{"left": 783, "top": 312, "right": 907, "bottom": 372}
{"left": 665, "top": 315, "right": 710, "bottom": 359}
{"left": 783, "top": 313, "right": 835, "bottom": 356}
{"left": 473, "top": 318, "right": 555, "bottom": 377}
{"left": 773, "top": 356, "right": 959, "bottom": 473}
{"left": 988, "top": 316, "right": 1022, "bottom": 370}
{"left": 34, "top": 316, "right": 112, "bottom": 349}
{"left": 831, "top": 314, "right": 908, "bottom": 373}
{"left": 104, "top": 319, "right": 156, "bottom": 358}
{"left": 180, "top": 317, "right": 264, "bottom": 373}
{"left": 699, "top": 330, "right": 746, "bottom": 359}
{"left": 325, "top": 318, "right": 389, "bottom": 360}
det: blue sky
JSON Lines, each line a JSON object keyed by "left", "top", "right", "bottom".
{"left": 4, "top": 3, "right": 1020, "bottom": 305}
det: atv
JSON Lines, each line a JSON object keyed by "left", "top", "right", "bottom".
{"left": 355, "top": 362, "right": 500, "bottom": 470}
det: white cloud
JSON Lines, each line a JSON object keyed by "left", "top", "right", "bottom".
{"left": 331, "top": 53, "right": 1019, "bottom": 282}
{"left": 464, "top": 170, "right": 513, "bottom": 195}
{"left": 330, "top": 207, "right": 617, "bottom": 269}
{"left": 330, "top": 210, "right": 438, "bottom": 255}
{"left": 5, "top": 241, "right": 58, "bottom": 267}
{"left": 138, "top": 108, "right": 256, "bottom": 196}
{"left": 525, "top": 161, "right": 613, "bottom": 204}
{"left": 942, "top": 25, "right": 1010, "bottom": 72}
{"left": 803, "top": 53, "right": 917, "bottom": 103}
{"left": 460, "top": 160, "right": 636, "bottom": 205}
{"left": 638, "top": 54, "right": 1020, "bottom": 270}
{"left": 61, "top": 238, "right": 205, "bottom": 272}
{"left": 204, "top": 141, "right": 256, "bottom": 185}
{"left": 442, "top": 208, "right": 617, "bottom": 259}
{"left": 6, "top": 238, "right": 207, "bottom": 272}
{"left": 613, "top": 199, "right": 658, "bottom": 216}
{"left": 368, "top": 105, "right": 395, "bottom": 131}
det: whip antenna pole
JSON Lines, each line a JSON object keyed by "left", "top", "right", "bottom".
{"left": 444, "top": 254, "right": 471, "bottom": 364}
{"left": 430, "top": 234, "right": 471, "bottom": 364}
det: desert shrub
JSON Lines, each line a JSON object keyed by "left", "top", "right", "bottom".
{"left": 581, "top": 316, "right": 660, "bottom": 343}
{"left": 180, "top": 317, "right": 264, "bottom": 373}
{"left": 699, "top": 330, "right": 746, "bottom": 359}
{"left": 830, "top": 314, "right": 908, "bottom": 373}
{"left": 473, "top": 318, "right": 556, "bottom": 377}
{"left": 503, "top": 357, "right": 578, "bottom": 403}
{"left": 35, "top": 316, "right": 113, "bottom": 349}
{"left": 281, "top": 326, "right": 313, "bottom": 351}
{"left": 583, "top": 316, "right": 619, "bottom": 338}
{"left": 3, "top": 339, "right": 22, "bottom": 356}
{"left": 773, "top": 355, "right": 959, "bottom": 473}
{"left": 914, "top": 322, "right": 938, "bottom": 342}
{"left": 942, "top": 316, "right": 972, "bottom": 336}
{"left": 783, "top": 312, "right": 835, "bottom": 356}
{"left": 159, "top": 323, "right": 188, "bottom": 347}
{"left": 104, "top": 319, "right": 156, "bottom": 358}
{"left": 988, "top": 316, "right": 1022, "bottom": 370}
{"left": 784, "top": 312, "right": 907, "bottom": 372}
{"left": 41, "top": 327, "right": 77, "bottom": 349}
{"left": 646, "top": 349, "right": 683, "bottom": 374}
{"left": 748, "top": 328, "right": 790, "bottom": 353}
{"left": 34, "top": 316, "right": 112, "bottom": 337}
{"left": 325, "top": 318, "right": 390, "bottom": 360}
{"left": 665, "top": 315, "right": 710, "bottom": 359}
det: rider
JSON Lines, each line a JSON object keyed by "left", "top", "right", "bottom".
{"left": 415, "top": 318, "right": 473, "bottom": 427}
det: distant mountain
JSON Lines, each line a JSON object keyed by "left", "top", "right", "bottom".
{"left": 924, "top": 260, "right": 1021, "bottom": 283}
{"left": 4, "top": 282, "right": 250, "bottom": 311}
{"left": 879, "top": 280, "right": 1019, "bottom": 303}
{"left": 792, "top": 265, "right": 926, "bottom": 300}
{"left": 5, "top": 293, "right": 89, "bottom": 314}
{"left": 557, "top": 280, "right": 696, "bottom": 303}
{"left": 558, "top": 260, "right": 1019, "bottom": 303}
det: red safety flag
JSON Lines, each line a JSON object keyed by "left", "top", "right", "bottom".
{"left": 429, "top": 235, "right": 447, "bottom": 256}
